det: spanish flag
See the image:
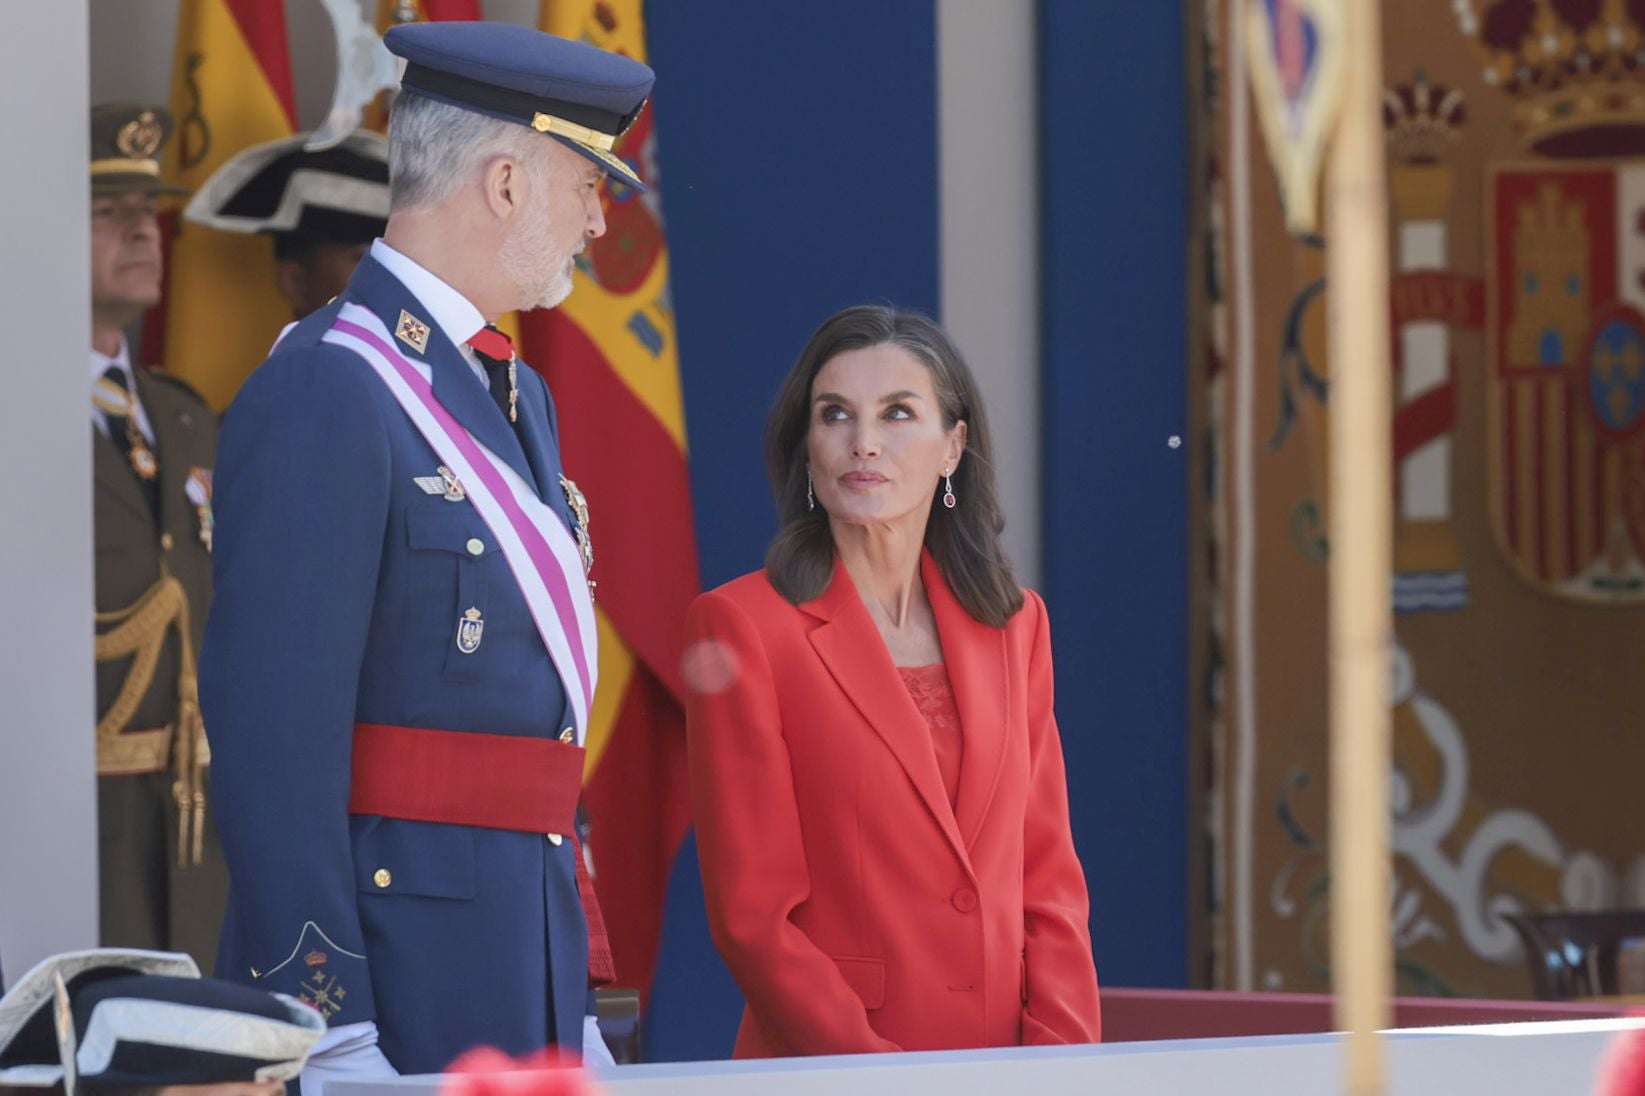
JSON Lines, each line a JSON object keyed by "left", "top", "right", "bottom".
{"left": 146, "top": 0, "right": 295, "bottom": 410}
{"left": 518, "top": 0, "right": 699, "bottom": 1007}
{"left": 367, "top": 0, "right": 482, "bottom": 131}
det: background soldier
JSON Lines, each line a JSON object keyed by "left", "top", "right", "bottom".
{"left": 89, "top": 104, "right": 227, "bottom": 971}
{"left": 183, "top": 130, "right": 390, "bottom": 320}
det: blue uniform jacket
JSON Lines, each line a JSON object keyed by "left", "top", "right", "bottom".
{"left": 200, "top": 255, "right": 591, "bottom": 1073}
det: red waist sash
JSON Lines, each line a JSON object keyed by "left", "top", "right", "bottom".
{"left": 348, "top": 722, "right": 614, "bottom": 986}
{"left": 349, "top": 722, "right": 583, "bottom": 833}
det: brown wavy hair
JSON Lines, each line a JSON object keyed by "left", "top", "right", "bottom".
{"left": 763, "top": 305, "right": 1023, "bottom": 627}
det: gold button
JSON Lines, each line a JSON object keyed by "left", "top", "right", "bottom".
{"left": 547, "top": 833, "right": 564, "bottom": 846}
{"left": 559, "top": 727, "right": 575, "bottom": 743}
{"left": 466, "top": 538, "right": 484, "bottom": 556}
{"left": 373, "top": 868, "right": 392, "bottom": 888}
{"left": 160, "top": 532, "right": 174, "bottom": 551}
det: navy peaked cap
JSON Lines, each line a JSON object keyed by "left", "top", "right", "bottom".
{"left": 385, "top": 21, "right": 655, "bottom": 192}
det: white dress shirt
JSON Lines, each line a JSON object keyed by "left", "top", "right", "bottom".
{"left": 91, "top": 338, "right": 155, "bottom": 444}
{"left": 369, "top": 239, "right": 492, "bottom": 389}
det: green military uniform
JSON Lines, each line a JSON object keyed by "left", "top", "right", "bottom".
{"left": 90, "top": 105, "right": 227, "bottom": 969}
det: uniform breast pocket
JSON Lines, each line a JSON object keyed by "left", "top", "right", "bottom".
{"left": 406, "top": 505, "right": 497, "bottom": 681}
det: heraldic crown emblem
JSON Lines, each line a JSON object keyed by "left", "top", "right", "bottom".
{"left": 1453, "top": 0, "right": 1645, "bottom": 156}
{"left": 1456, "top": 0, "right": 1645, "bottom": 599}
{"left": 1383, "top": 74, "right": 1467, "bottom": 165}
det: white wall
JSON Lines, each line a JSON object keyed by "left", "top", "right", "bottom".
{"left": 938, "top": 0, "right": 1042, "bottom": 586}
{"left": 0, "top": 0, "right": 97, "bottom": 985}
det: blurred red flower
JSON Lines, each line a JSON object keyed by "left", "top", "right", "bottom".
{"left": 440, "top": 1047, "right": 602, "bottom": 1096}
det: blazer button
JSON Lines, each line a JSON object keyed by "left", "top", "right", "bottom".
{"left": 466, "top": 538, "right": 485, "bottom": 556}
{"left": 373, "top": 868, "right": 392, "bottom": 889}
{"left": 547, "top": 833, "right": 564, "bottom": 846}
{"left": 559, "top": 727, "right": 575, "bottom": 743}
{"left": 951, "top": 888, "right": 978, "bottom": 913}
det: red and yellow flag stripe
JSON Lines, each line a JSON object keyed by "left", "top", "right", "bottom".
{"left": 147, "top": 0, "right": 295, "bottom": 410}
{"left": 517, "top": 0, "right": 699, "bottom": 1005}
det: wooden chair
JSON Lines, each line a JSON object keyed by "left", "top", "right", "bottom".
{"left": 1502, "top": 910, "right": 1645, "bottom": 1000}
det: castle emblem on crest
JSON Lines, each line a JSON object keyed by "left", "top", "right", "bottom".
{"left": 1457, "top": 0, "right": 1645, "bottom": 600}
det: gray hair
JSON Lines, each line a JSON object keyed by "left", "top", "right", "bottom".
{"left": 387, "top": 91, "right": 549, "bottom": 210}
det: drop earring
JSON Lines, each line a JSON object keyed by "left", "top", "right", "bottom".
{"left": 807, "top": 471, "right": 815, "bottom": 512}
{"left": 942, "top": 468, "right": 956, "bottom": 509}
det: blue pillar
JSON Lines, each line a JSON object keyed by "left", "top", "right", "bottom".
{"left": 1039, "top": 0, "right": 1191, "bottom": 987}
{"left": 646, "top": 0, "right": 939, "bottom": 1058}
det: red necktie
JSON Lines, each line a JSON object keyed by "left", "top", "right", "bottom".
{"left": 466, "top": 325, "right": 515, "bottom": 362}
{"left": 467, "top": 326, "right": 518, "bottom": 424}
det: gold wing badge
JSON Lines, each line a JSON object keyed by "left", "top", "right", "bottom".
{"left": 560, "top": 475, "right": 594, "bottom": 580}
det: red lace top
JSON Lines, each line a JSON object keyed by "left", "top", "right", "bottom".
{"left": 897, "top": 663, "right": 963, "bottom": 809}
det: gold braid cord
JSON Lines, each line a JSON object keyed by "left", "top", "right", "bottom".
{"left": 94, "top": 570, "right": 210, "bottom": 866}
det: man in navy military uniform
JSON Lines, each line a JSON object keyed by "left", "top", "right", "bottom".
{"left": 199, "top": 22, "right": 652, "bottom": 1089}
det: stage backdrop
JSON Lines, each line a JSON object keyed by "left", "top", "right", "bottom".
{"left": 1203, "top": 0, "right": 1645, "bottom": 998}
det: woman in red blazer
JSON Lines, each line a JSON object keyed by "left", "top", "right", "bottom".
{"left": 684, "top": 305, "right": 1100, "bottom": 1058}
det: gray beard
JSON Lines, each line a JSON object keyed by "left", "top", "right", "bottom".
{"left": 500, "top": 207, "right": 574, "bottom": 312}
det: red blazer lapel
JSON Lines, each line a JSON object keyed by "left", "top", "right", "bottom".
{"left": 803, "top": 558, "right": 974, "bottom": 875}
{"left": 922, "top": 551, "right": 1011, "bottom": 852}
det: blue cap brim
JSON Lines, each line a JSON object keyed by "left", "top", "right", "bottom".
{"left": 548, "top": 133, "right": 647, "bottom": 193}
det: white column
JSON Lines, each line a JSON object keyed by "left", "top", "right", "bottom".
{"left": 1398, "top": 221, "right": 1451, "bottom": 522}
{"left": 0, "top": 0, "right": 98, "bottom": 982}
{"left": 937, "top": 0, "right": 1042, "bottom": 585}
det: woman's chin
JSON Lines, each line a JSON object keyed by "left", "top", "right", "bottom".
{"left": 825, "top": 503, "right": 925, "bottom": 530}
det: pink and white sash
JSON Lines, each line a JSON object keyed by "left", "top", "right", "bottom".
{"left": 322, "top": 303, "right": 598, "bottom": 740}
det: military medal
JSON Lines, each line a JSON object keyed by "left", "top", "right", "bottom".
{"left": 559, "top": 475, "right": 594, "bottom": 575}
{"left": 439, "top": 465, "right": 466, "bottom": 500}
{"left": 93, "top": 373, "right": 159, "bottom": 481}
{"left": 414, "top": 465, "right": 467, "bottom": 501}
{"left": 455, "top": 607, "right": 485, "bottom": 654}
{"left": 185, "top": 468, "right": 214, "bottom": 552}
{"left": 126, "top": 427, "right": 159, "bottom": 481}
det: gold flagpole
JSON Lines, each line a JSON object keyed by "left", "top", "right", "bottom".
{"left": 1326, "top": 0, "right": 1392, "bottom": 1092}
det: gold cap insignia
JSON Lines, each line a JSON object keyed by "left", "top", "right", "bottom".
{"left": 116, "top": 111, "right": 163, "bottom": 160}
